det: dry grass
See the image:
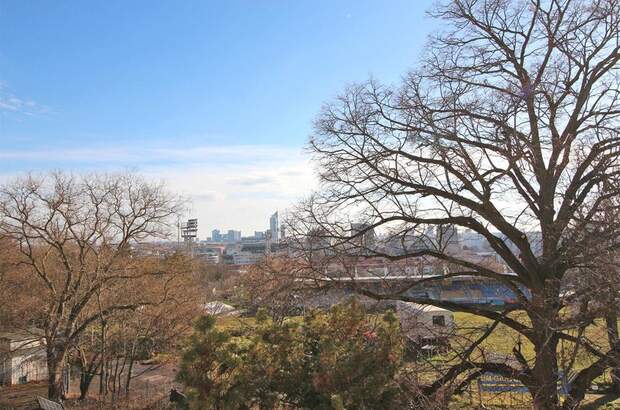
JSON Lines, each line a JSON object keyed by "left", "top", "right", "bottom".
{"left": 0, "top": 382, "right": 47, "bottom": 410}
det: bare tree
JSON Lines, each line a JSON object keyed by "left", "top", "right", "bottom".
{"left": 288, "top": 1, "right": 620, "bottom": 408}
{"left": 99, "top": 253, "right": 200, "bottom": 404}
{"left": 0, "top": 238, "right": 42, "bottom": 329}
{"left": 565, "top": 189, "right": 620, "bottom": 396}
{"left": 0, "top": 172, "right": 183, "bottom": 400}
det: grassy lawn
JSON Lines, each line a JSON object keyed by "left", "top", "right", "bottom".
{"left": 450, "top": 391, "right": 620, "bottom": 409}
{"left": 441, "top": 312, "right": 617, "bottom": 408}
{"left": 453, "top": 311, "right": 612, "bottom": 373}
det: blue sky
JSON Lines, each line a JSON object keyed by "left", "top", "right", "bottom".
{"left": 0, "top": 0, "right": 436, "bottom": 234}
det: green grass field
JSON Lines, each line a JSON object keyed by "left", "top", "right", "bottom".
{"left": 453, "top": 311, "right": 613, "bottom": 372}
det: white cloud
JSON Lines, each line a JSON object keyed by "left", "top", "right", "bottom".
{"left": 0, "top": 144, "right": 303, "bottom": 165}
{"left": 150, "top": 145, "right": 300, "bottom": 162}
{"left": 0, "top": 83, "right": 49, "bottom": 116}
{"left": 140, "top": 148, "right": 317, "bottom": 236}
{"left": 0, "top": 143, "right": 318, "bottom": 236}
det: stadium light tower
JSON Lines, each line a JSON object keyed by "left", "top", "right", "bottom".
{"left": 181, "top": 218, "right": 198, "bottom": 246}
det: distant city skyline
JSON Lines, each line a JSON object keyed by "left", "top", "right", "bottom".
{"left": 0, "top": 0, "right": 436, "bottom": 234}
{"left": 204, "top": 210, "right": 279, "bottom": 242}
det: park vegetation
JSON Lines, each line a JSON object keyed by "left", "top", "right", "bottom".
{"left": 1, "top": 1, "right": 620, "bottom": 409}
{"left": 0, "top": 172, "right": 202, "bottom": 403}
{"left": 283, "top": 0, "right": 620, "bottom": 408}
{"left": 177, "top": 300, "right": 408, "bottom": 410}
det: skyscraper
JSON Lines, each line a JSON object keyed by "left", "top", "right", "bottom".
{"left": 211, "top": 229, "right": 221, "bottom": 242}
{"left": 227, "top": 230, "right": 242, "bottom": 242}
{"left": 269, "top": 211, "right": 279, "bottom": 243}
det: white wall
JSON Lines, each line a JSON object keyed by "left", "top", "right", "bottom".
{"left": 0, "top": 337, "right": 48, "bottom": 385}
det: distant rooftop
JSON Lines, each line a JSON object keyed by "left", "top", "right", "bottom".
{"left": 0, "top": 328, "right": 44, "bottom": 341}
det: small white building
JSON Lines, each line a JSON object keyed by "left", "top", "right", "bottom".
{"left": 396, "top": 302, "right": 454, "bottom": 342}
{"left": 0, "top": 329, "right": 48, "bottom": 386}
{"left": 202, "top": 301, "right": 238, "bottom": 316}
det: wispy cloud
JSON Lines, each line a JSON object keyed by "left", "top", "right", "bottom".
{"left": 0, "top": 83, "right": 49, "bottom": 116}
{"left": 0, "top": 144, "right": 302, "bottom": 165}
{"left": 150, "top": 145, "right": 299, "bottom": 162}
{"left": 229, "top": 175, "right": 276, "bottom": 187}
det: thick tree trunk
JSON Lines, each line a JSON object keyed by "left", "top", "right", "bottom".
{"left": 79, "top": 373, "right": 92, "bottom": 400}
{"left": 531, "top": 338, "right": 560, "bottom": 409}
{"left": 46, "top": 350, "right": 66, "bottom": 401}
{"left": 605, "top": 313, "right": 620, "bottom": 393}
{"left": 529, "top": 288, "right": 561, "bottom": 410}
{"left": 47, "top": 366, "right": 63, "bottom": 401}
{"left": 78, "top": 362, "right": 99, "bottom": 400}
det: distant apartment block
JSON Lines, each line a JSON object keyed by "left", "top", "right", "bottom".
{"left": 211, "top": 229, "right": 222, "bottom": 242}
{"left": 227, "top": 230, "right": 242, "bottom": 242}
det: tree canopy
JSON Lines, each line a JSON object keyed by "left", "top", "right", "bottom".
{"left": 287, "top": 1, "right": 620, "bottom": 408}
{"left": 178, "top": 300, "right": 405, "bottom": 410}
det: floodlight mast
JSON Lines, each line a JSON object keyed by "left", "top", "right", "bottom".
{"left": 181, "top": 218, "right": 198, "bottom": 254}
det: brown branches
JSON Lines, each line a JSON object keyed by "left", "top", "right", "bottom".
{"left": 0, "top": 171, "right": 185, "bottom": 400}
{"left": 290, "top": 1, "right": 620, "bottom": 408}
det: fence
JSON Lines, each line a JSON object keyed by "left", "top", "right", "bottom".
{"left": 476, "top": 372, "right": 573, "bottom": 408}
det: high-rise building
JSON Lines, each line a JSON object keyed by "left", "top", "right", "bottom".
{"left": 269, "top": 211, "right": 279, "bottom": 243}
{"left": 211, "top": 229, "right": 222, "bottom": 242}
{"left": 350, "top": 223, "right": 376, "bottom": 251}
{"left": 254, "top": 231, "right": 265, "bottom": 240}
{"left": 280, "top": 224, "right": 286, "bottom": 240}
{"left": 227, "top": 230, "right": 242, "bottom": 242}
